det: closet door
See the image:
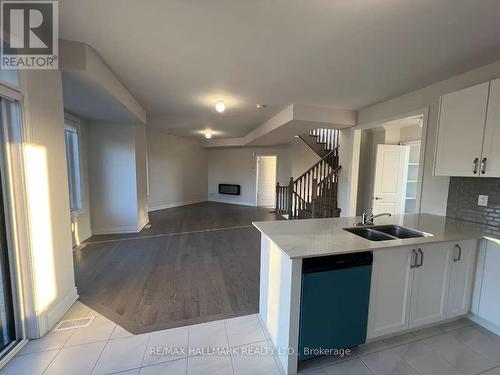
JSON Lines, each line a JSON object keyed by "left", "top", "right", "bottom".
{"left": 435, "top": 82, "right": 489, "bottom": 177}
{"left": 482, "top": 78, "right": 500, "bottom": 177}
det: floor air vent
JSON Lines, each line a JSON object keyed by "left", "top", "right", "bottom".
{"left": 53, "top": 316, "right": 95, "bottom": 331}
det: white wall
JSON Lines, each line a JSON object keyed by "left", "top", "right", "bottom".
{"left": 147, "top": 133, "right": 323, "bottom": 210}
{"left": 135, "top": 123, "right": 149, "bottom": 226}
{"left": 355, "top": 128, "right": 386, "bottom": 214}
{"left": 207, "top": 145, "right": 292, "bottom": 206}
{"left": 21, "top": 70, "right": 78, "bottom": 335}
{"left": 399, "top": 124, "right": 422, "bottom": 144}
{"left": 87, "top": 122, "right": 143, "bottom": 233}
{"left": 357, "top": 59, "right": 500, "bottom": 215}
{"left": 70, "top": 118, "right": 92, "bottom": 245}
{"left": 289, "top": 138, "right": 321, "bottom": 179}
{"left": 147, "top": 130, "right": 208, "bottom": 211}
{"left": 337, "top": 128, "right": 360, "bottom": 217}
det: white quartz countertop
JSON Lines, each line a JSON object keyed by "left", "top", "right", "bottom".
{"left": 252, "top": 214, "right": 486, "bottom": 259}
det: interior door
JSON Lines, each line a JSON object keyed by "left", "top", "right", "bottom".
{"left": 256, "top": 155, "right": 277, "bottom": 207}
{"left": 372, "top": 145, "right": 409, "bottom": 215}
{"left": 482, "top": 79, "right": 500, "bottom": 177}
{"left": 435, "top": 82, "right": 489, "bottom": 177}
{"left": 409, "top": 243, "right": 451, "bottom": 328}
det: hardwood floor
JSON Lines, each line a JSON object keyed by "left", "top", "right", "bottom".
{"left": 86, "top": 201, "right": 278, "bottom": 243}
{"left": 74, "top": 202, "right": 280, "bottom": 334}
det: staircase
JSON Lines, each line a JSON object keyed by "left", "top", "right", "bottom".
{"left": 276, "top": 129, "right": 341, "bottom": 219}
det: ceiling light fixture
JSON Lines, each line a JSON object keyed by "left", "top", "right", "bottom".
{"left": 215, "top": 101, "right": 225, "bottom": 113}
{"left": 205, "top": 131, "right": 213, "bottom": 139}
{"left": 294, "top": 135, "right": 300, "bottom": 138}
{"left": 256, "top": 104, "right": 267, "bottom": 109}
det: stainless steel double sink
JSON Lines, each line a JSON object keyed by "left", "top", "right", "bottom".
{"left": 344, "top": 225, "right": 428, "bottom": 241}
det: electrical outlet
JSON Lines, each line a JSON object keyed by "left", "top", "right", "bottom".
{"left": 478, "top": 195, "right": 488, "bottom": 207}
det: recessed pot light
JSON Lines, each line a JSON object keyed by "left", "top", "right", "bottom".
{"left": 256, "top": 104, "right": 267, "bottom": 109}
{"left": 215, "top": 101, "right": 225, "bottom": 113}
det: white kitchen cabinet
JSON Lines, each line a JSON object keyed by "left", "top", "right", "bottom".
{"left": 482, "top": 79, "right": 500, "bottom": 177}
{"left": 367, "top": 246, "right": 415, "bottom": 339}
{"left": 446, "top": 240, "right": 478, "bottom": 318}
{"left": 477, "top": 240, "right": 500, "bottom": 327}
{"left": 409, "top": 243, "right": 451, "bottom": 328}
{"left": 368, "top": 240, "right": 478, "bottom": 339}
{"left": 435, "top": 82, "right": 490, "bottom": 177}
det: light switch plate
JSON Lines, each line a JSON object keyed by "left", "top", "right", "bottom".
{"left": 478, "top": 195, "right": 488, "bottom": 207}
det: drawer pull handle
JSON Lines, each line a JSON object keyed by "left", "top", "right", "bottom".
{"left": 481, "top": 158, "right": 488, "bottom": 174}
{"left": 454, "top": 244, "right": 462, "bottom": 262}
{"left": 416, "top": 248, "right": 424, "bottom": 267}
{"left": 473, "top": 158, "right": 479, "bottom": 174}
{"left": 410, "top": 249, "right": 418, "bottom": 269}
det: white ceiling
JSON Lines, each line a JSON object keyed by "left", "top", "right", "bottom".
{"left": 59, "top": 0, "right": 500, "bottom": 139}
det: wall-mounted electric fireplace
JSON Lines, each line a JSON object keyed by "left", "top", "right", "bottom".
{"left": 219, "top": 184, "right": 241, "bottom": 195}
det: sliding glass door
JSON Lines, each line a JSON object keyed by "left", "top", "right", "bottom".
{"left": 0, "top": 170, "right": 15, "bottom": 352}
{"left": 0, "top": 97, "right": 20, "bottom": 356}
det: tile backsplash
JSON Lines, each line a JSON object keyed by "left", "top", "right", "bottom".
{"left": 446, "top": 177, "right": 500, "bottom": 237}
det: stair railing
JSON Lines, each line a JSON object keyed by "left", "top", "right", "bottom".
{"left": 311, "top": 166, "right": 341, "bottom": 218}
{"left": 276, "top": 147, "right": 340, "bottom": 218}
{"left": 309, "top": 128, "right": 339, "bottom": 151}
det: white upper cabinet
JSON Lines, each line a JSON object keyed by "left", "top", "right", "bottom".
{"left": 435, "top": 82, "right": 489, "bottom": 177}
{"left": 482, "top": 79, "right": 500, "bottom": 177}
{"left": 435, "top": 79, "right": 500, "bottom": 177}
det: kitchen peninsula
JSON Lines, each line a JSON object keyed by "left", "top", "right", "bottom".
{"left": 253, "top": 214, "right": 485, "bottom": 374}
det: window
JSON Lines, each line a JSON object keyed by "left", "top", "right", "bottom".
{"left": 64, "top": 117, "right": 82, "bottom": 212}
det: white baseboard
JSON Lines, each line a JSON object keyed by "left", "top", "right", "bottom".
{"left": 92, "top": 225, "right": 143, "bottom": 235}
{"left": 468, "top": 313, "right": 500, "bottom": 336}
{"left": 46, "top": 287, "right": 79, "bottom": 333}
{"left": 137, "top": 217, "right": 149, "bottom": 232}
{"left": 208, "top": 197, "right": 256, "bottom": 207}
{"left": 148, "top": 199, "right": 206, "bottom": 212}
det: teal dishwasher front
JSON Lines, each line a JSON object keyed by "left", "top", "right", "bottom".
{"left": 298, "top": 252, "right": 373, "bottom": 361}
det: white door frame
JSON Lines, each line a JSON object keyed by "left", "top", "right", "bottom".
{"left": 0, "top": 80, "right": 33, "bottom": 364}
{"left": 372, "top": 144, "right": 410, "bottom": 215}
{"left": 255, "top": 153, "right": 278, "bottom": 207}
{"left": 347, "top": 107, "right": 429, "bottom": 216}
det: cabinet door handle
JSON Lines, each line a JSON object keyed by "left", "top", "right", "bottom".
{"left": 410, "top": 249, "right": 418, "bottom": 269}
{"left": 453, "top": 244, "right": 462, "bottom": 262}
{"left": 481, "top": 158, "right": 488, "bottom": 174}
{"left": 473, "top": 158, "right": 479, "bottom": 174}
{"left": 417, "top": 248, "right": 424, "bottom": 267}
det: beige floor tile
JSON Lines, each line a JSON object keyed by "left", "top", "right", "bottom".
{"left": 93, "top": 334, "right": 150, "bottom": 375}
{"left": 0, "top": 350, "right": 58, "bottom": 375}
{"left": 44, "top": 341, "right": 106, "bottom": 375}
{"left": 65, "top": 315, "right": 115, "bottom": 347}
